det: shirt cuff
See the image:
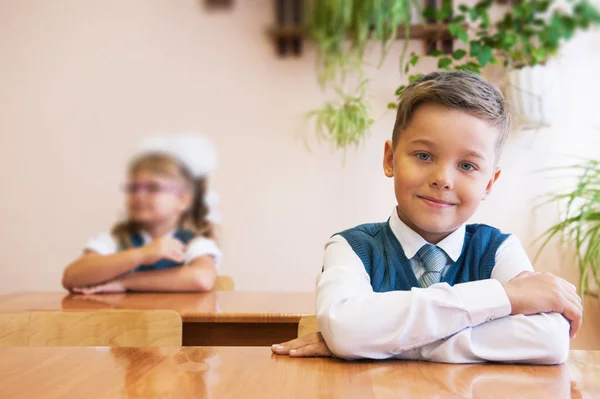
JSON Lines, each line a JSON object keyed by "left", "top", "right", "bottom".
{"left": 453, "top": 279, "right": 511, "bottom": 327}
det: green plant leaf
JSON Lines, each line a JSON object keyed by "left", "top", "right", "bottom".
{"left": 395, "top": 85, "right": 407, "bottom": 95}
{"left": 452, "top": 15, "right": 465, "bottom": 23}
{"left": 408, "top": 73, "right": 424, "bottom": 84}
{"left": 476, "top": 45, "right": 493, "bottom": 66}
{"left": 449, "top": 23, "right": 469, "bottom": 43}
{"left": 438, "top": 0, "right": 454, "bottom": 21}
{"left": 452, "top": 49, "right": 467, "bottom": 60}
{"left": 464, "top": 61, "right": 482, "bottom": 74}
{"left": 469, "top": 40, "right": 482, "bottom": 57}
{"left": 423, "top": 6, "right": 437, "bottom": 20}
{"left": 438, "top": 57, "right": 453, "bottom": 69}
{"left": 470, "top": 40, "right": 493, "bottom": 67}
{"left": 534, "top": 159, "right": 600, "bottom": 296}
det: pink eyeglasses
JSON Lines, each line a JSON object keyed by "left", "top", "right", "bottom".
{"left": 122, "top": 182, "right": 186, "bottom": 195}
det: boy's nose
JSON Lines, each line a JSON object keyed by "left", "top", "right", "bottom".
{"left": 429, "top": 166, "right": 453, "bottom": 190}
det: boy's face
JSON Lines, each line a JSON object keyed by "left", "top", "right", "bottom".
{"left": 383, "top": 103, "right": 501, "bottom": 244}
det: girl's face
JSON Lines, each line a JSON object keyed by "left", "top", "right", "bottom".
{"left": 125, "top": 168, "right": 192, "bottom": 227}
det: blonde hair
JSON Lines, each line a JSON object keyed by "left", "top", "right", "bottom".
{"left": 111, "top": 153, "right": 214, "bottom": 248}
{"left": 392, "top": 71, "right": 511, "bottom": 157}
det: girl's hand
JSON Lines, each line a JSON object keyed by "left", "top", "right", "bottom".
{"left": 72, "top": 280, "right": 127, "bottom": 295}
{"left": 141, "top": 237, "right": 186, "bottom": 264}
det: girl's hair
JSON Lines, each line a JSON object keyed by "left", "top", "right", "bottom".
{"left": 111, "top": 153, "right": 214, "bottom": 248}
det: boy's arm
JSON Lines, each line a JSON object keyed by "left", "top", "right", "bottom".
{"left": 316, "top": 235, "right": 512, "bottom": 360}
{"left": 415, "top": 237, "right": 575, "bottom": 364}
{"left": 317, "top": 235, "right": 582, "bottom": 361}
{"left": 417, "top": 311, "right": 570, "bottom": 364}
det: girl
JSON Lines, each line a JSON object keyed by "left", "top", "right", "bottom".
{"left": 62, "top": 133, "right": 222, "bottom": 294}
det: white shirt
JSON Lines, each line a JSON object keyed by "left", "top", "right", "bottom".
{"left": 85, "top": 230, "right": 222, "bottom": 268}
{"left": 316, "top": 208, "right": 570, "bottom": 364}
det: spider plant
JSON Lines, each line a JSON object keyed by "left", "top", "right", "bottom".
{"left": 536, "top": 159, "right": 600, "bottom": 297}
{"left": 303, "top": 0, "right": 414, "bottom": 153}
{"left": 303, "top": 80, "right": 374, "bottom": 154}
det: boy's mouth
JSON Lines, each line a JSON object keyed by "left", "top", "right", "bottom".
{"left": 417, "top": 195, "right": 456, "bottom": 208}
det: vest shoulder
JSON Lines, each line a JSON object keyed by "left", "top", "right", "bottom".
{"left": 176, "top": 229, "right": 196, "bottom": 242}
{"left": 465, "top": 223, "right": 509, "bottom": 237}
{"left": 336, "top": 222, "right": 387, "bottom": 239}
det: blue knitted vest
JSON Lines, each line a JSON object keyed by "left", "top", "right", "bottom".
{"left": 338, "top": 221, "right": 509, "bottom": 292}
{"left": 123, "top": 229, "right": 195, "bottom": 272}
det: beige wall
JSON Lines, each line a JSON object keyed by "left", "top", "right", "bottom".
{"left": 0, "top": 0, "right": 599, "bottom": 295}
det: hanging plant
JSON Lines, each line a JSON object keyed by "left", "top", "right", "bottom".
{"left": 304, "top": 80, "right": 374, "bottom": 152}
{"left": 394, "top": 0, "right": 600, "bottom": 105}
{"left": 303, "top": 0, "right": 415, "bottom": 152}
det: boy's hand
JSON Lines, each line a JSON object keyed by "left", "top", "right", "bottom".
{"left": 71, "top": 279, "right": 127, "bottom": 295}
{"left": 142, "top": 237, "right": 185, "bottom": 264}
{"left": 271, "top": 332, "right": 333, "bottom": 357}
{"left": 502, "top": 271, "right": 583, "bottom": 338}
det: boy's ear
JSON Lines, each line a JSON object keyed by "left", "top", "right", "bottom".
{"left": 383, "top": 140, "right": 394, "bottom": 178}
{"left": 483, "top": 167, "right": 502, "bottom": 199}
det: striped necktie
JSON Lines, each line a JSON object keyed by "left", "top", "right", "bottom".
{"left": 417, "top": 244, "right": 447, "bottom": 288}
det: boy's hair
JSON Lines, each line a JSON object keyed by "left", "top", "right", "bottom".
{"left": 112, "top": 153, "right": 214, "bottom": 248}
{"left": 392, "top": 71, "right": 511, "bottom": 156}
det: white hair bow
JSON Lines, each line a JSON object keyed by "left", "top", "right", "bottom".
{"left": 136, "top": 132, "right": 218, "bottom": 178}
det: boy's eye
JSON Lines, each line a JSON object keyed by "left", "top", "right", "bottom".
{"left": 416, "top": 153, "right": 432, "bottom": 161}
{"left": 459, "top": 162, "right": 476, "bottom": 171}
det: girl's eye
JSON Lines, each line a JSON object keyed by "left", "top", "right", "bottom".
{"left": 123, "top": 183, "right": 142, "bottom": 193}
{"left": 416, "top": 153, "right": 432, "bottom": 161}
{"left": 146, "top": 183, "right": 163, "bottom": 193}
{"left": 459, "top": 162, "right": 476, "bottom": 171}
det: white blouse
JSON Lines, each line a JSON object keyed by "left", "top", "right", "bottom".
{"left": 84, "top": 230, "right": 222, "bottom": 268}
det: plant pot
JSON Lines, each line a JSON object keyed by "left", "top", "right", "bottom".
{"left": 504, "top": 64, "right": 560, "bottom": 128}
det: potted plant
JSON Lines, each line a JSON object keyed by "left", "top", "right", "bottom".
{"left": 397, "top": 0, "right": 600, "bottom": 126}
{"left": 302, "top": 0, "right": 416, "bottom": 153}
{"left": 536, "top": 159, "right": 600, "bottom": 298}
{"left": 301, "top": 1, "right": 599, "bottom": 153}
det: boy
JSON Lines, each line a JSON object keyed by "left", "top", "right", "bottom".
{"left": 272, "top": 71, "right": 582, "bottom": 363}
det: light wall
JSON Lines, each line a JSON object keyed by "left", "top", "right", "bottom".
{"left": 0, "top": 0, "right": 599, "bottom": 296}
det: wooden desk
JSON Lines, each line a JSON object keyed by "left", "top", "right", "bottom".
{"left": 0, "top": 292, "right": 315, "bottom": 346}
{"left": 0, "top": 347, "right": 597, "bottom": 398}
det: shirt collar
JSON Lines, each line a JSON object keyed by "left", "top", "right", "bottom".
{"left": 388, "top": 207, "right": 465, "bottom": 262}
{"left": 140, "top": 230, "right": 177, "bottom": 244}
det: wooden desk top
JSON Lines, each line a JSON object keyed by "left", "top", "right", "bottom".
{"left": 0, "top": 347, "right": 597, "bottom": 398}
{"left": 0, "top": 292, "right": 315, "bottom": 323}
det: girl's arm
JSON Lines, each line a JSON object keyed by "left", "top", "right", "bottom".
{"left": 119, "top": 255, "right": 216, "bottom": 292}
{"left": 62, "top": 249, "right": 147, "bottom": 290}
{"left": 62, "top": 237, "right": 186, "bottom": 290}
